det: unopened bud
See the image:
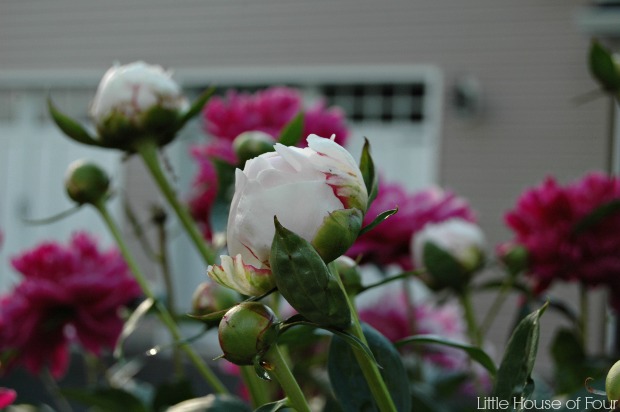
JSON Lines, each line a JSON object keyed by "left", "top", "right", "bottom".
{"left": 233, "top": 131, "right": 275, "bottom": 164}
{"left": 607, "top": 360, "right": 620, "bottom": 402}
{"left": 218, "top": 302, "right": 278, "bottom": 365}
{"left": 191, "top": 281, "right": 240, "bottom": 316}
{"left": 65, "top": 160, "right": 110, "bottom": 205}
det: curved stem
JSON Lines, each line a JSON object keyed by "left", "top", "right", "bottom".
{"left": 262, "top": 345, "right": 311, "bottom": 412}
{"left": 41, "top": 369, "right": 73, "bottom": 412}
{"left": 579, "top": 284, "right": 589, "bottom": 350}
{"left": 480, "top": 276, "right": 513, "bottom": 337}
{"left": 331, "top": 265, "right": 397, "bottom": 412}
{"left": 94, "top": 201, "right": 228, "bottom": 394}
{"left": 135, "top": 140, "right": 216, "bottom": 265}
{"left": 460, "top": 289, "right": 481, "bottom": 347}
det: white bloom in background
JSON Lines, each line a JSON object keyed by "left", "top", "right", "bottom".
{"left": 412, "top": 218, "right": 486, "bottom": 290}
{"left": 90, "top": 61, "right": 188, "bottom": 124}
{"left": 207, "top": 134, "right": 368, "bottom": 295}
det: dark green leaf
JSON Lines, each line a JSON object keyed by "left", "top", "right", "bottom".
{"left": 395, "top": 334, "right": 497, "bottom": 377}
{"left": 277, "top": 112, "right": 304, "bottom": 147}
{"left": 254, "top": 399, "right": 290, "bottom": 412}
{"left": 152, "top": 379, "right": 196, "bottom": 412}
{"left": 492, "top": 302, "right": 548, "bottom": 401}
{"left": 270, "top": 217, "right": 351, "bottom": 329}
{"left": 359, "top": 138, "right": 378, "bottom": 207}
{"left": 328, "top": 323, "right": 411, "bottom": 412}
{"left": 572, "top": 199, "right": 620, "bottom": 235}
{"left": 589, "top": 40, "right": 620, "bottom": 92}
{"left": 278, "top": 315, "right": 378, "bottom": 366}
{"left": 61, "top": 387, "right": 148, "bottom": 412}
{"left": 48, "top": 98, "right": 100, "bottom": 146}
{"left": 358, "top": 208, "right": 398, "bottom": 236}
{"left": 177, "top": 87, "right": 216, "bottom": 129}
{"left": 114, "top": 298, "right": 155, "bottom": 358}
{"left": 359, "top": 270, "right": 424, "bottom": 294}
{"left": 167, "top": 394, "right": 252, "bottom": 412}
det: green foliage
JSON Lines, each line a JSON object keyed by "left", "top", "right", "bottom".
{"left": 277, "top": 112, "right": 305, "bottom": 147}
{"left": 166, "top": 394, "right": 252, "bottom": 412}
{"left": 359, "top": 138, "right": 378, "bottom": 208}
{"left": 270, "top": 218, "right": 351, "bottom": 329}
{"left": 328, "top": 323, "right": 411, "bottom": 412}
{"left": 61, "top": 387, "right": 149, "bottom": 412}
{"left": 589, "top": 40, "right": 620, "bottom": 92}
{"left": 152, "top": 379, "right": 196, "bottom": 412}
{"left": 493, "top": 302, "right": 548, "bottom": 403}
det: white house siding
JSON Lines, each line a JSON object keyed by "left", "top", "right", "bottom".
{"left": 0, "top": 0, "right": 608, "bottom": 372}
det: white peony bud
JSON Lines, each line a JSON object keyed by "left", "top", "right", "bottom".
{"left": 207, "top": 134, "right": 368, "bottom": 295}
{"left": 89, "top": 61, "right": 189, "bottom": 148}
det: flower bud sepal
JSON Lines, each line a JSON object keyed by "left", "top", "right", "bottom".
{"left": 270, "top": 217, "right": 351, "bottom": 330}
{"left": 311, "top": 208, "right": 363, "bottom": 264}
{"left": 422, "top": 242, "right": 483, "bottom": 293}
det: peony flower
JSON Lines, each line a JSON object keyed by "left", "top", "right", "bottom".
{"left": 207, "top": 135, "right": 367, "bottom": 296}
{"left": 89, "top": 61, "right": 189, "bottom": 148}
{"left": 0, "top": 388, "right": 16, "bottom": 408}
{"left": 505, "top": 172, "right": 620, "bottom": 308}
{"left": 203, "top": 86, "right": 349, "bottom": 146}
{"left": 348, "top": 182, "right": 477, "bottom": 269}
{"left": 0, "top": 233, "right": 142, "bottom": 378}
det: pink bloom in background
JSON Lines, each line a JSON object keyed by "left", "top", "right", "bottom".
{"left": 0, "top": 388, "right": 16, "bottom": 408}
{"left": 203, "top": 86, "right": 349, "bottom": 146}
{"left": 348, "top": 181, "right": 477, "bottom": 269}
{"left": 359, "top": 291, "right": 467, "bottom": 369}
{"left": 505, "top": 172, "right": 620, "bottom": 309}
{"left": 0, "top": 232, "right": 142, "bottom": 378}
{"left": 189, "top": 86, "right": 350, "bottom": 240}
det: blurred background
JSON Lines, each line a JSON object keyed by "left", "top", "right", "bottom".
{"left": 0, "top": 0, "right": 617, "bottom": 387}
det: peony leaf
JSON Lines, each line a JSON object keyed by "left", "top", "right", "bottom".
{"left": 395, "top": 334, "right": 497, "bottom": 377}
{"left": 572, "top": 198, "right": 620, "bottom": 235}
{"left": 277, "top": 111, "right": 305, "bottom": 147}
{"left": 359, "top": 207, "right": 398, "bottom": 236}
{"left": 61, "top": 387, "right": 149, "bottom": 412}
{"left": 177, "top": 86, "right": 216, "bottom": 129}
{"left": 589, "top": 40, "right": 620, "bottom": 92}
{"left": 328, "top": 323, "right": 411, "bottom": 412}
{"left": 270, "top": 217, "right": 351, "bottom": 329}
{"left": 152, "top": 379, "right": 196, "bottom": 412}
{"left": 492, "top": 302, "right": 548, "bottom": 402}
{"left": 254, "top": 399, "right": 291, "bottom": 412}
{"left": 359, "top": 138, "right": 378, "bottom": 207}
{"left": 167, "top": 394, "right": 252, "bottom": 412}
{"left": 114, "top": 298, "right": 155, "bottom": 358}
{"left": 48, "top": 98, "right": 100, "bottom": 147}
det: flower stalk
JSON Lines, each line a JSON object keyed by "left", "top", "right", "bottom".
{"left": 135, "top": 139, "right": 216, "bottom": 265}
{"left": 94, "top": 200, "right": 228, "bottom": 394}
{"left": 332, "top": 265, "right": 397, "bottom": 412}
{"left": 262, "top": 345, "right": 311, "bottom": 412}
{"left": 460, "top": 289, "right": 481, "bottom": 347}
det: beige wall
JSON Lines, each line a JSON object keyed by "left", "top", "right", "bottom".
{"left": 0, "top": 0, "right": 609, "bottom": 372}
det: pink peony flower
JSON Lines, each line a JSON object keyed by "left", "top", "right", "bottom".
{"left": 0, "top": 232, "right": 142, "bottom": 378}
{"left": 203, "top": 86, "right": 349, "bottom": 146}
{"left": 505, "top": 172, "right": 620, "bottom": 309}
{"left": 0, "top": 387, "right": 16, "bottom": 408}
{"left": 348, "top": 182, "right": 477, "bottom": 269}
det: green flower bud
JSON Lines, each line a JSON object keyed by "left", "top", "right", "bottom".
{"left": 218, "top": 302, "right": 278, "bottom": 365}
{"left": 332, "top": 256, "right": 363, "bottom": 296}
{"left": 607, "top": 360, "right": 620, "bottom": 402}
{"left": 191, "top": 281, "right": 240, "bottom": 316}
{"left": 233, "top": 131, "right": 275, "bottom": 164}
{"left": 497, "top": 242, "right": 528, "bottom": 277}
{"left": 65, "top": 160, "right": 110, "bottom": 205}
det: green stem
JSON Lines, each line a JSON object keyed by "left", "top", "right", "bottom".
{"left": 480, "top": 276, "right": 513, "bottom": 337}
{"left": 94, "top": 201, "right": 228, "bottom": 394}
{"left": 41, "top": 369, "right": 73, "bottom": 412}
{"left": 240, "top": 365, "right": 271, "bottom": 408}
{"left": 579, "top": 284, "right": 589, "bottom": 350}
{"left": 262, "top": 345, "right": 311, "bottom": 412}
{"left": 460, "top": 289, "right": 481, "bottom": 347}
{"left": 332, "top": 265, "right": 397, "bottom": 412}
{"left": 135, "top": 140, "right": 216, "bottom": 265}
